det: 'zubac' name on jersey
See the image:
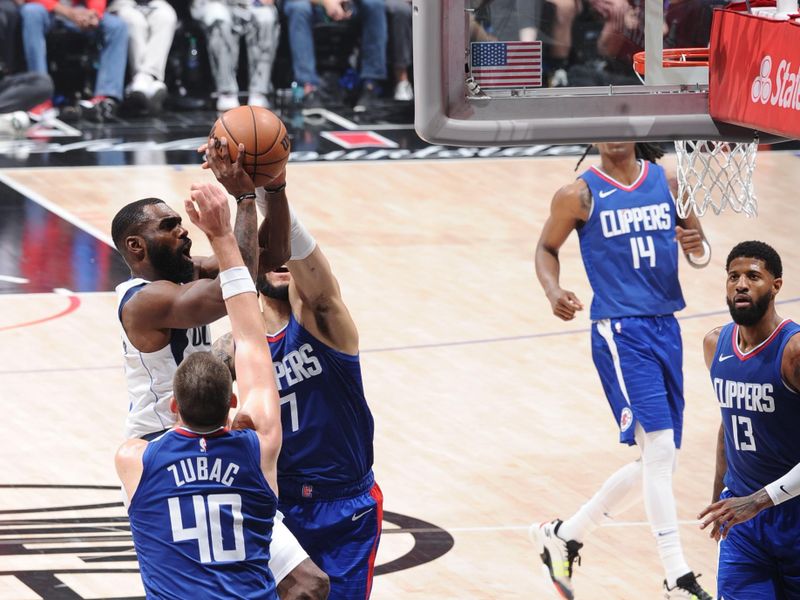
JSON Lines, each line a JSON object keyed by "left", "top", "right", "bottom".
{"left": 712, "top": 379, "right": 776, "bottom": 413}
{"left": 272, "top": 343, "right": 322, "bottom": 392}
{"left": 599, "top": 202, "right": 672, "bottom": 238}
{"left": 166, "top": 457, "right": 242, "bottom": 487}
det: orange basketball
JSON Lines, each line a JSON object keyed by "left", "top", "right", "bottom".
{"left": 211, "top": 106, "right": 291, "bottom": 187}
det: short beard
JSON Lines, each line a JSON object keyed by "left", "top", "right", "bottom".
{"left": 258, "top": 276, "right": 289, "bottom": 302}
{"left": 727, "top": 291, "right": 772, "bottom": 326}
{"left": 147, "top": 239, "right": 194, "bottom": 284}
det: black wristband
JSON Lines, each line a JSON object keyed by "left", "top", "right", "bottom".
{"left": 236, "top": 192, "right": 256, "bottom": 204}
{"left": 264, "top": 183, "right": 287, "bottom": 194}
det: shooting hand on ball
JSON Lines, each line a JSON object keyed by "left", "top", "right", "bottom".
{"left": 201, "top": 136, "right": 255, "bottom": 199}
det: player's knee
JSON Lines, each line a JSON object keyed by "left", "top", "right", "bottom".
{"left": 641, "top": 429, "right": 676, "bottom": 469}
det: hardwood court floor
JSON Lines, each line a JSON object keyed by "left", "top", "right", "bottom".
{"left": 2, "top": 152, "right": 800, "bottom": 599}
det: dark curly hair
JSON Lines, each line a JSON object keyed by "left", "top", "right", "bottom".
{"left": 726, "top": 241, "right": 783, "bottom": 278}
{"left": 574, "top": 142, "right": 665, "bottom": 171}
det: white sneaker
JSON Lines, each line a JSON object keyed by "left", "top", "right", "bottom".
{"left": 147, "top": 80, "right": 168, "bottom": 112}
{"left": 663, "top": 572, "right": 713, "bottom": 600}
{"left": 394, "top": 80, "right": 413, "bottom": 101}
{"left": 550, "top": 68, "right": 569, "bottom": 87}
{"left": 0, "top": 111, "right": 31, "bottom": 136}
{"left": 529, "top": 519, "right": 582, "bottom": 600}
{"left": 216, "top": 93, "right": 240, "bottom": 112}
{"left": 128, "top": 72, "right": 152, "bottom": 95}
{"left": 248, "top": 92, "right": 269, "bottom": 108}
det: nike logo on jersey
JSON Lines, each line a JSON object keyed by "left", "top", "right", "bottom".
{"left": 352, "top": 508, "right": 374, "bottom": 522}
{"left": 598, "top": 188, "right": 617, "bottom": 198}
{"left": 718, "top": 354, "right": 735, "bottom": 362}
{"left": 781, "top": 485, "right": 792, "bottom": 496}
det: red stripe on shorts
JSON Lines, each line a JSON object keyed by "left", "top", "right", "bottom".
{"left": 365, "top": 482, "right": 384, "bottom": 599}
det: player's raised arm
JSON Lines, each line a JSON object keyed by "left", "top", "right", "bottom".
{"left": 534, "top": 181, "right": 589, "bottom": 321}
{"left": 194, "top": 136, "right": 260, "bottom": 281}
{"left": 262, "top": 192, "right": 358, "bottom": 355}
{"left": 186, "top": 183, "right": 282, "bottom": 487}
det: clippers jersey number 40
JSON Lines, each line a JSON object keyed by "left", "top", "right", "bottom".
{"left": 168, "top": 493, "right": 245, "bottom": 563}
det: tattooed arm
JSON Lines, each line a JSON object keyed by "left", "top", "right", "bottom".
{"left": 212, "top": 332, "right": 237, "bottom": 381}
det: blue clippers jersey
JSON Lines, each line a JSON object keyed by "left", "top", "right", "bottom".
{"left": 128, "top": 428, "right": 278, "bottom": 599}
{"left": 577, "top": 161, "right": 686, "bottom": 319}
{"left": 268, "top": 313, "right": 374, "bottom": 499}
{"left": 710, "top": 320, "right": 800, "bottom": 497}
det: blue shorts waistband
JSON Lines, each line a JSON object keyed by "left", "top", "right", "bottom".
{"left": 279, "top": 470, "right": 374, "bottom": 501}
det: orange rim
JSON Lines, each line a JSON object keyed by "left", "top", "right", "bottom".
{"left": 633, "top": 48, "right": 709, "bottom": 75}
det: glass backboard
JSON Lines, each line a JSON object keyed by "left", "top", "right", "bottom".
{"left": 412, "top": 0, "right": 766, "bottom": 146}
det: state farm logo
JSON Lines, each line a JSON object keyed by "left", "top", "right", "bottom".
{"left": 750, "top": 54, "right": 800, "bottom": 110}
{"left": 751, "top": 56, "right": 772, "bottom": 103}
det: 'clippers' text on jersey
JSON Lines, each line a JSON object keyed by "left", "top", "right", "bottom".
{"left": 267, "top": 314, "right": 374, "bottom": 500}
{"left": 710, "top": 320, "right": 800, "bottom": 496}
{"left": 578, "top": 161, "right": 686, "bottom": 320}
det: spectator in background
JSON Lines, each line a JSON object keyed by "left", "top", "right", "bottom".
{"left": 385, "top": 0, "right": 411, "bottom": 101}
{"left": 544, "top": 0, "right": 628, "bottom": 86}
{"left": 0, "top": 0, "right": 21, "bottom": 75}
{"left": 20, "top": 0, "right": 128, "bottom": 120}
{"left": 488, "top": 0, "right": 540, "bottom": 42}
{"left": 283, "top": 0, "right": 387, "bottom": 110}
{"left": 0, "top": 70, "right": 52, "bottom": 133}
{"left": 191, "top": 0, "right": 280, "bottom": 111}
{"left": 109, "top": 0, "right": 176, "bottom": 114}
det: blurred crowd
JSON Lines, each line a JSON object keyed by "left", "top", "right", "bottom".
{"left": 470, "top": 0, "right": 721, "bottom": 87}
{"left": 0, "top": 0, "right": 413, "bottom": 123}
{"left": 0, "top": 0, "right": 722, "bottom": 129}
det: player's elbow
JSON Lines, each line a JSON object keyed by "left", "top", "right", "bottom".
{"left": 303, "top": 571, "right": 330, "bottom": 600}
{"left": 280, "top": 564, "right": 330, "bottom": 600}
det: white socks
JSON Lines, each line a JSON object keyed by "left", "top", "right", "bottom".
{"left": 637, "top": 426, "right": 690, "bottom": 588}
{"left": 558, "top": 425, "right": 690, "bottom": 588}
{"left": 558, "top": 459, "right": 642, "bottom": 542}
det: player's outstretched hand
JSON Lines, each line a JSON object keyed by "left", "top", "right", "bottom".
{"left": 185, "top": 183, "right": 233, "bottom": 241}
{"left": 547, "top": 288, "right": 584, "bottom": 321}
{"left": 200, "top": 136, "right": 255, "bottom": 199}
{"left": 698, "top": 490, "right": 773, "bottom": 540}
{"left": 675, "top": 225, "right": 704, "bottom": 256}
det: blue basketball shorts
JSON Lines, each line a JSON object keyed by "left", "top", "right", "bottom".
{"left": 717, "top": 489, "right": 800, "bottom": 599}
{"left": 280, "top": 481, "right": 383, "bottom": 600}
{"left": 591, "top": 315, "right": 684, "bottom": 448}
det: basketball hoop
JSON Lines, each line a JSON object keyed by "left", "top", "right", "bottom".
{"left": 632, "top": 48, "right": 759, "bottom": 218}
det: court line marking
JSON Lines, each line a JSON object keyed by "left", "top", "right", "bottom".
{"left": 0, "top": 173, "right": 115, "bottom": 247}
{"left": 390, "top": 519, "right": 703, "bottom": 534}
{"left": 0, "top": 296, "right": 799, "bottom": 373}
{"left": 0, "top": 294, "right": 81, "bottom": 332}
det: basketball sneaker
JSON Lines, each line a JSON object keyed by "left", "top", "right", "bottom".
{"left": 529, "top": 519, "right": 582, "bottom": 599}
{"left": 216, "top": 93, "right": 240, "bottom": 112}
{"left": 663, "top": 572, "right": 713, "bottom": 600}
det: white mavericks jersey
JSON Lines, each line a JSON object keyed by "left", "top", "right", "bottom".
{"left": 116, "top": 278, "right": 212, "bottom": 438}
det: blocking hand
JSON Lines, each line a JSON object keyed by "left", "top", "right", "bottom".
{"left": 185, "top": 183, "right": 233, "bottom": 241}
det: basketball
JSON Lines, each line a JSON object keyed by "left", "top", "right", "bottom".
{"left": 211, "top": 106, "right": 291, "bottom": 187}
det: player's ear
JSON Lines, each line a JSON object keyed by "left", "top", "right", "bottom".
{"left": 169, "top": 396, "right": 178, "bottom": 414}
{"left": 773, "top": 276, "right": 783, "bottom": 295}
{"left": 229, "top": 392, "right": 238, "bottom": 409}
{"left": 126, "top": 235, "right": 146, "bottom": 260}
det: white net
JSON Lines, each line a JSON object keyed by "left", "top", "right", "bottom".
{"left": 674, "top": 139, "right": 759, "bottom": 218}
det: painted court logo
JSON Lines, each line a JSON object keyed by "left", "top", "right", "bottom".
{"left": 751, "top": 55, "right": 800, "bottom": 110}
{"left": 0, "top": 484, "right": 454, "bottom": 598}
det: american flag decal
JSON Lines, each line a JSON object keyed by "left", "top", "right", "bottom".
{"left": 470, "top": 41, "right": 543, "bottom": 89}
